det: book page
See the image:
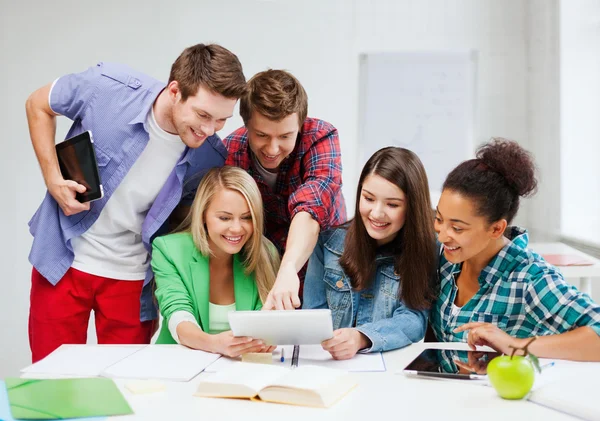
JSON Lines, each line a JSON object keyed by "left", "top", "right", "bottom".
{"left": 21, "top": 345, "right": 143, "bottom": 376}
{"left": 528, "top": 360, "right": 600, "bottom": 420}
{"left": 198, "top": 362, "right": 290, "bottom": 395}
{"left": 297, "top": 344, "right": 386, "bottom": 371}
{"left": 101, "top": 345, "right": 220, "bottom": 381}
{"left": 268, "top": 365, "right": 350, "bottom": 391}
{"left": 260, "top": 365, "right": 357, "bottom": 408}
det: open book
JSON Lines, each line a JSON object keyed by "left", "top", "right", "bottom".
{"left": 195, "top": 362, "right": 357, "bottom": 408}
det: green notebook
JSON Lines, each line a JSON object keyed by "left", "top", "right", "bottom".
{"left": 5, "top": 377, "right": 133, "bottom": 419}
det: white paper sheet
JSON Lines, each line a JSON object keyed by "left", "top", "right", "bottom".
{"left": 21, "top": 344, "right": 144, "bottom": 376}
{"left": 297, "top": 345, "right": 386, "bottom": 372}
{"left": 101, "top": 345, "right": 220, "bottom": 381}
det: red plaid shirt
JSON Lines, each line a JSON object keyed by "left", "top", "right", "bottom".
{"left": 224, "top": 118, "right": 347, "bottom": 259}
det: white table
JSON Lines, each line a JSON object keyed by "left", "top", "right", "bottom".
{"left": 529, "top": 242, "right": 600, "bottom": 296}
{"left": 24, "top": 343, "right": 577, "bottom": 421}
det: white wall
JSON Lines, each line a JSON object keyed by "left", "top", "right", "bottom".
{"left": 559, "top": 0, "right": 600, "bottom": 246}
{"left": 0, "top": 0, "right": 541, "bottom": 376}
{"left": 526, "top": 0, "right": 561, "bottom": 241}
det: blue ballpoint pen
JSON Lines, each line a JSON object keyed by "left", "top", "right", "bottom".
{"left": 540, "top": 361, "right": 555, "bottom": 370}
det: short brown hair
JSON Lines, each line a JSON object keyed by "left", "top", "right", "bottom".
{"left": 168, "top": 44, "right": 246, "bottom": 101}
{"left": 240, "top": 69, "right": 308, "bottom": 127}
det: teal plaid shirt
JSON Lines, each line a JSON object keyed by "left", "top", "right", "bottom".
{"left": 431, "top": 227, "right": 600, "bottom": 342}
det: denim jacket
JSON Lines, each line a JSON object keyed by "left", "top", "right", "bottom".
{"left": 303, "top": 227, "right": 429, "bottom": 352}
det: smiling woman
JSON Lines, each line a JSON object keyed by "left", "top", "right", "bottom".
{"left": 302, "top": 147, "right": 437, "bottom": 360}
{"left": 151, "top": 166, "right": 281, "bottom": 358}
{"left": 430, "top": 138, "right": 600, "bottom": 362}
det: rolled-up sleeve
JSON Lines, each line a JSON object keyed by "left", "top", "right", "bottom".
{"left": 288, "top": 127, "right": 343, "bottom": 229}
{"left": 356, "top": 305, "right": 429, "bottom": 353}
{"left": 525, "top": 269, "right": 600, "bottom": 337}
{"left": 151, "top": 237, "right": 196, "bottom": 327}
{"left": 49, "top": 63, "right": 103, "bottom": 121}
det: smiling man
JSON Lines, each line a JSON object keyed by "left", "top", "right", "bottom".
{"left": 224, "top": 70, "right": 347, "bottom": 310}
{"left": 26, "top": 44, "right": 246, "bottom": 362}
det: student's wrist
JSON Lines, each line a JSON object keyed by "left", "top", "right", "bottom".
{"left": 178, "top": 322, "right": 210, "bottom": 351}
{"left": 46, "top": 172, "right": 64, "bottom": 189}
{"left": 279, "top": 260, "right": 298, "bottom": 273}
{"left": 356, "top": 330, "right": 371, "bottom": 350}
{"left": 504, "top": 336, "right": 529, "bottom": 356}
{"left": 201, "top": 331, "right": 218, "bottom": 354}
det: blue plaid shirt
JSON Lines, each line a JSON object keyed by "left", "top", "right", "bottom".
{"left": 431, "top": 227, "right": 600, "bottom": 342}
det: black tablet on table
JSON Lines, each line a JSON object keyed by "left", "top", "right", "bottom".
{"left": 403, "top": 348, "right": 501, "bottom": 380}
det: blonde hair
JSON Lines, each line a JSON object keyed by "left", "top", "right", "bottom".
{"left": 177, "top": 166, "right": 279, "bottom": 302}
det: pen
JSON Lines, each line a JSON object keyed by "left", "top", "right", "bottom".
{"left": 540, "top": 361, "right": 555, "bottom": 371}
{"left": 281, "top": 348, "right": 285, "bottom": 363}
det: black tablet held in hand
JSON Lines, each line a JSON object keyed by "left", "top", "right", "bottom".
{"left": 55, "top": 131, "right": 103, "bottom": 202}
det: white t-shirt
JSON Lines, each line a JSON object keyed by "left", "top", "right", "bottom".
{"left": 451, "top": 303, "right": 462, "bottom": 317}
{"left": 71, "top": 108, "right": 186, "bottom": 280}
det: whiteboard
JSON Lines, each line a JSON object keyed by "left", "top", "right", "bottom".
{"left": 358, "top": 52, "right": 477, "bottom": 203}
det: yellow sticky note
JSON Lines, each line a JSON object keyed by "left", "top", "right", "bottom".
{"left": 241, "top": 352, "right": 273, "bottom": 365}
{"left": 124, "top": 380, "right": 166, "bottom": 394}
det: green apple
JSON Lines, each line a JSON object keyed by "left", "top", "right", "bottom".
{"left": 487, "top": 355, "right": 535, "bottom": 400}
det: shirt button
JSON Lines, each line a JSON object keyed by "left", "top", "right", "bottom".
{"left": 336, "top": 280, "right": 344, "bottom": 288}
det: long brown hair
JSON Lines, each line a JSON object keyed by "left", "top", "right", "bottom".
{"left": 339, "top": 147, "right": 437, "bottom": 309}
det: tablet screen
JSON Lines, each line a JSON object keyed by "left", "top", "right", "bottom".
{"left": 56, "top": 131, "right": 102, "bottom": 202}
{"left": 404, "top": 348, "right": 501, "bottom": 377}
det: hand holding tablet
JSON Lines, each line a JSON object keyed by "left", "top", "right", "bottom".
{"left": 228, "top": 309, "right": 334, "bottom": 346}
{"left": 55, "top": 130, "right": 103, "bottom": 203}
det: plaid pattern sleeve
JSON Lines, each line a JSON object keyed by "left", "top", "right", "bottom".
{"left": 524, "top": 268, "right": 600, "bottom": 336}
{"left": 287, "top": 121, "right": 344, "bottom": 229}
{"left": 224, "top": 127, "right": 250, "bottom": 168}
{"left": 430, "top": 227, "right": 600, "bottom": 342}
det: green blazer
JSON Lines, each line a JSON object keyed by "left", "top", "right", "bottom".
{"left": 151, "top": 232, "right": 262, "bottom": 344}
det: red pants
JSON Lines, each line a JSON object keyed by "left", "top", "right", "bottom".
{"left": 29, "top": 267, "right": 155, "bottom": 363}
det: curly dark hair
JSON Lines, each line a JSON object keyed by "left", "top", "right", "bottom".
{"left": 443, "top": 137, "right": 538, "bottom": 224}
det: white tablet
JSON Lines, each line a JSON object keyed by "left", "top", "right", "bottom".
{"left": 228, "top": 309, "right": 334, "bottom": 345}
